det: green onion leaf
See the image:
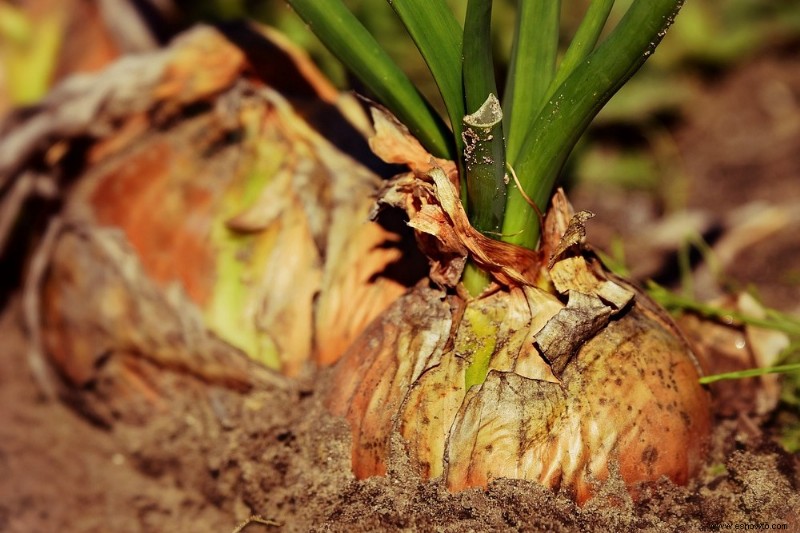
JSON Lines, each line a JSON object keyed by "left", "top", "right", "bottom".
{"left": 461, "top": 0, "right": 508, "bottom": 295}
{"left": 552, "top": 0, "right": 615, "bottom": 90}
{"left": 503, "top": 0, "right": 561, "bottom": 165}
{"left": 502, "top": 0, "right": 685, "bottom": 250}
{"left": 387, "top": 0, "right": 465, "bottom": 159}
{"left": 462, "top": 0, "right": 507, "bottom": 234}
{"left": 286, "top": 0, "right": 454, "bottom": 159}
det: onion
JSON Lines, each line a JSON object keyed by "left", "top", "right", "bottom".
{"left": 326, "top": 163, "right": 712, "bottom": 504}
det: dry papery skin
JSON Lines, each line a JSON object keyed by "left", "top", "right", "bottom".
{"left": 329, "top": 109, "right": 712, "bottom": 504}
{"left": 24, "top": 25, "right": 408, "bottom": 385}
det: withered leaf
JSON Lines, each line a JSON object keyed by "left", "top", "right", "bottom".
{"left": 426, "top": 168, "right": 544, "bottom": 287}
{"left": 549, "top": 256, "right": 633, "bottom": 311}
{"left": 368, "top": 105, "right": 458, "bottom": 181}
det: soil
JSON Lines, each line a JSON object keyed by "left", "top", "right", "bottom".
{"left": 2, "top": 38, "right": 800, "bottom": 533}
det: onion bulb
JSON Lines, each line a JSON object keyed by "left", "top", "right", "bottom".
{"left": 326, "top": 162, "right": 711, "bottom": 504}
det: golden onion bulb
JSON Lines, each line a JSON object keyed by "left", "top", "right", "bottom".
{"left": 326, "top": 165, "right": 711, "bottom": 504}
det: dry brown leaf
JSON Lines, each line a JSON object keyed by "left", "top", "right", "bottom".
{"left": 379, "top": 166, "right": 546, "bottom": 288}
{"left": 536, "top": 291, "right": 614, "bottom": 376}
{"left": 368, "top": 106, "right": 457, "bottom": 181}
{"left": 548, "top": 210, "right": 595, "bottom": 268}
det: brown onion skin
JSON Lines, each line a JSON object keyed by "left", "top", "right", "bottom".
{"left": 446, "top": 297, "right": 712, "bottom": 503}
{"left": 327, "top": 285, "right": 712, "bottom": 505}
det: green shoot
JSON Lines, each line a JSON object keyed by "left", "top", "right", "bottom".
{"left": 286, "top": 0, "right": 686, "bottom": 260}
{"left": 503, "top": 0, "right": 560, "bottom": 166}
{"left": 649, "top": 280, "right": 800, "bottom": 386}
{"left": 462, "top": 0, "right": 507, "bottom": 236}
{"left": 286, "top": 0, "right": 454, "bottom": 160}
{"left": 461, "top": 0, "right": 507, "bottom": 295}
{"left": 699, "top": 363, "right": 800, "bottom": 385}
{"left": 387, "top": 0, "right": 465, "bottom": 161}
{"left": 502, "top": 0, "right": 685, "bottom": 250}
{"left": 551, "top": 0, "right": 615, "bottom": 91}
{"left": 461, "top": 94, "right": 505, "bottom": 295}
{"left": 649, "top": 281, "right": 800, "bottom": 337}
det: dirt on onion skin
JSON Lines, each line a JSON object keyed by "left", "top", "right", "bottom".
{"left": 1, "top": 295, "right": 798, "bottom": 533}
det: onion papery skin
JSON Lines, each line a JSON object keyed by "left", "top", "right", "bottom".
{"left": 327, "top": 278, "right": 711, "bottom": 504}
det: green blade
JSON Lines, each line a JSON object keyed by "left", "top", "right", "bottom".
{"left": 503, "top": 0, "right": 561, "bottom": 165}
{"left": 502, "top": 0, "right": 685, "bottom": 249}
{"left": 699, "top": 364, "right": 800, "bottom": 385}
{"left": 462, "top": 0, "right": 507, "bottom": 235}
{"left": 388, "top": 0, "right": 465, "bottom": 158}
{"left": 286, "top": 0, "right": 454, "bottom": 159}
{"left": 552, "top": 0, "right": 616, "bottom": 90}
{"left": 461, "top": 0, "right": 508, "bottom": 296}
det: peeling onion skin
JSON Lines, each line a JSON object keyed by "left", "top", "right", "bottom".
{"left": 445, "top": 291, "right": 712, "bottom": 503}
{"left": 327, "top": 280, "right": 712, "bottom": 505}
{"left": 326, "top": 287, "right": 454, "bottom": 479}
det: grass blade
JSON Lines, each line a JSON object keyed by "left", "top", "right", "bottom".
{"left": 286, "top": 0, "right": 454, "bottom": 159}
{"left": 503, "top": 0, "right": 561, "bottom": 165}
{"left": 648, "top": 282, "right": 800, "bottom": 337}
{"left": 552, "top": 0, "right": 615, "bottom": 90}
{"left": 502, "top": 0, "right": 685, "bottom": 249}
{"left": 387, "top": 0, "right": 465, "bottom": 157}
{"left": 699, "top": 364, "right": 800, "bottom": 385}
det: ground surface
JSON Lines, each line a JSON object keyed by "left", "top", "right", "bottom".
{"left": 1, "top": 48, "right": 800, "bottom": 533}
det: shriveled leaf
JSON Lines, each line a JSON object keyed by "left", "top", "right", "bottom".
{"left": 536, "top": 291, "right": 614, "bottom": 376}
{"left": 548, "top": 210, "right": 595, "bottom": 268}
{"left": 382, "top": 167, "right": 545, "bottom": 288}
{"left": 368, "top": 105, "right": 457, "bottom": 181}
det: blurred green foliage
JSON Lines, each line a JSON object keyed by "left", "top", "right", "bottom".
{"left": 5, "top": 0, "right": 799, "bottom": 117}
{"left": 0, "top": 1, "right": 63, "bottom": 104}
